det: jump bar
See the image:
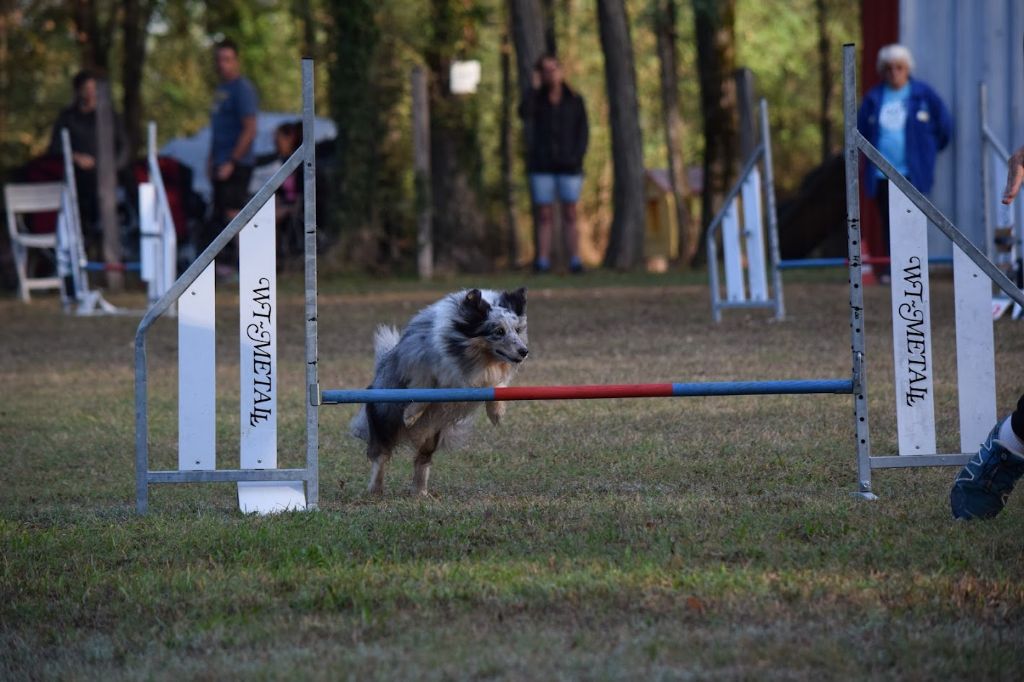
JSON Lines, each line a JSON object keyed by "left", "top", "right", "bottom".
{"left": 85, "top": 261, "right": 142, "bottom": 272}
{"left": 320, "top": 379, "right": 854, "bottom": 404}
{"left": 778, "top": 256, "right": 954, "bottom": 270}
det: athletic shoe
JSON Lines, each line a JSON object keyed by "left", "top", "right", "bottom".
{"left": 533, "top": 259, "right": 551, "bottom": 274}
{"left": 950, "top": 418, "right": 1024, "bottom": 520}
{"left": 569, "top": 257, "right": 584, "bottom": 275}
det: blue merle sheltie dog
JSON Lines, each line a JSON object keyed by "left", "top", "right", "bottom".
{"left": 349, "top": 288, "right": 529, "bottom": 496}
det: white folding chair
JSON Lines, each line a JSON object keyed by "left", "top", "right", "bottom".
{"left": 4, "top": 182, "right": 64, "bottom": 302}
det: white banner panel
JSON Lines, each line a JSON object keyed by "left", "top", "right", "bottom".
{"left": 178, "top": 263, "right": 216, "bottom": 470}
{"left": 888, "top": 184, "right": 936, "bottom": 455}
{"left": 953, "top": 247, "right": 996, "bottom": 452}
{"left": 722, "top": 198, "right": 746, "bottom": 302}
{"left": 239, "top": 197, "right": 277, "bottom": 469}
{"left": 741, "top": 167, "right": 768, "bottom": 301}
{"left": 236, "top": 196, "right": 306, "bottom": 513}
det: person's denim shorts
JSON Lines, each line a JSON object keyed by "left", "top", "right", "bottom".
{"left": 528, "top": 173, "right": 583, "bottom": 205}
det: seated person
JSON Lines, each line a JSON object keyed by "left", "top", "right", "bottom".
{"left": 250, "top": 121, "right": 302, "bottom": 258}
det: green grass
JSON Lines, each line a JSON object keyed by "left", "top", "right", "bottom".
{"left": 2, "top": 272, "right": 1023, "bottom": 680}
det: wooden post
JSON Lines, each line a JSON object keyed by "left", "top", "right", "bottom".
{"left": 412, "top": 67, "right": 433, "bottom": 279}
{"left": 734, "top": 67, "right": 756, "bottom": 161}
{"left": 95, "top": 77, "right": 123, "bottom": 291}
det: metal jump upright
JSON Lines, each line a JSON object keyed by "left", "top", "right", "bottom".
{"left": 842, "top": 43, "right": 1024, "bottom": 497}
{"left": 706, "top": 99, "right": 785, "bottom": 322}
{"left": 134, "top": 59, "right": 319, "bottom": 514}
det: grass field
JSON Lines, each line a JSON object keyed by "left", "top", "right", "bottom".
{"left": 2, "top": 271, "right": 1023, "bottom": 680}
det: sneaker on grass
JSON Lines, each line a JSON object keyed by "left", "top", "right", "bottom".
{"left": 950, "top": 418, "right": 1024, "bottom": 520}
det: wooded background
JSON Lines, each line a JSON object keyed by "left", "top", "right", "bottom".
{"left": 0, "top": 0, "right": 859, "bottom": 274}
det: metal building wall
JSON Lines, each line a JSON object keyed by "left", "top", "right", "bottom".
{"left": 899, "top": 0, "right": 1024, "bottom": 254}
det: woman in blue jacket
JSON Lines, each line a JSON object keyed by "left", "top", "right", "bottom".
{"left": 857, "top": 44, "right": 953, "bottom": 278}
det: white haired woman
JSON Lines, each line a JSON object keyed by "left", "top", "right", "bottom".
{"left": 857, "top": 44, "right": 952, "bottom": 279}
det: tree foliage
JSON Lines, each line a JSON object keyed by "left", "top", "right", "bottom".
{"left": 2, "top": 0, "right": 859, "bottom": 272}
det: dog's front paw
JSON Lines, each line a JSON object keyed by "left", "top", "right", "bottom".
{"left": 403, "top": 402, "right": 427, "bottom": 428}
{"left": 486, "top": 401, "right": 505, "bottom": 426}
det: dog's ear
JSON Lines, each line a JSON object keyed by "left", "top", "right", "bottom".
{"left": 500, "top": 287, "right": 527, "bottom": 316}
{"left": 462, "top": 288, "right": 491, "bottom": 316}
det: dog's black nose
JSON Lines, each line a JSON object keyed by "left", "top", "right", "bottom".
{"left": 517, "top": 347, "right": 529, "bottom": 358}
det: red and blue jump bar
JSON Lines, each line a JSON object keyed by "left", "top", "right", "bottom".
{"left": 320, "top": 379, "right": 853, "bottom": 404}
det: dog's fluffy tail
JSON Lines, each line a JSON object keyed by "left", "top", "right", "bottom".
{"left": 349, "top": 325, "right": 402, "bottom": 441}
{"left": 373, "top": 325, "right": 401, "bottom": 365}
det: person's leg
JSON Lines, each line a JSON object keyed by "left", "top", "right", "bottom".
{"left": 950, "top": 393, "right": 1024, "bottom": 519}
{"left": 224, "top": 164, "right": 253, "bottom": 223}
{"left": 560, "top": 202, "right": 580, "bottom": 269}
{"left": 205, "top": 177, "right": 227, "bottom": 253}
{"left": 556, "top": 174, "right": 584, "bottom": 273}
{"left": 874, "top": 178, "right": 890, "bottom": 280}
{"left": 528, "top": 174, "right": 555, "bottom": 272}
{"left": 219, "top": 164, "right": 253, "bottom": 271}
{"left": 75, "top": 168, "right": 101, "bottom": 261}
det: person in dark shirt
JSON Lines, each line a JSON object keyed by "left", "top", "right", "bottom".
{"left": 47, "top": 69, "right": 129, "bottom": 239}
{"left": 205, "top": 38, "right": 258, "bottom": 272}
{"left": 519, "top": 54, "right": 589, "bottom": 274}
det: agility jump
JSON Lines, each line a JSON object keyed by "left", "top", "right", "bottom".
{"left": 5, "top": 122, "right": 176, "bottom": 313}
{"left": 133, "top": 46, "right": 1024, "bottom": 514}
{"left": 710, "top": 81, "right": 1023, "bottom": 319}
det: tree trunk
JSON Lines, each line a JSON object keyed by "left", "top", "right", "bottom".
{"left": 424, "top": 0, "right": 486, "bottom": 271}
{"left": 509, "top": 0, "right": 547, "bottom": 100}
{"left": 692, "top": 0, "right": 737, "bottom": 265}
{"left": 653, "top": 0, "right": 695, "bottom": 264}
{"left": 299, "top": 0, "right": 317, "bottom": 59}
{"left": 509, "top": 0, "right": 547, "bottom": 266}
{"left": 122, "top": 0, "right": 154, "bottom": 158}
{"left": 540, "top": 0, "right": 558, "bottom": 55}
{"left": 72, "top": 0, "right": 112, "bottom": 72}
{"left": 597, "top": 0, "right": 645, "bottom": 269}
{"left": 816, "top": 0, "right": 832, "bottom": 162}
{"left": 500, "top": 17, "right": 519, "bottom": 266}
{"left": 326, "top": 0, "right": 379, "bottom": 236}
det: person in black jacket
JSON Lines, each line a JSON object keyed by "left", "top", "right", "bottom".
{"left": 47, "top": 70, "right": 129, "bottom": 241}
{"left": 519, "top": 54, "right": 588, "bottom": 274}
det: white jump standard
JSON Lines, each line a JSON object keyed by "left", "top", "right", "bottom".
{"left": 841, "top": 43, "right": 1024, "bottom": 497}
{"left": 706, "top": 99, "right": 785, "bottom": 322}
{"left": 134, "top": 60, "right": 319, "bottom": 514}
